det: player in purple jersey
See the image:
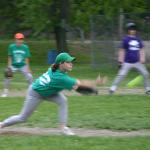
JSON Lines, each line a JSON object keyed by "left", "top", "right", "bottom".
{"left": 109, "top": 22, "right": 150, "bottom": 94}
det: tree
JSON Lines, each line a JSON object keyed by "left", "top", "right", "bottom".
{"left": 0, "top": 0, "right": 24, "bottom": 35}
{"left": 54, "top": 0, "right": 69, "bottom": 52}
{"left": 0, "top": 0, "right": 149, "bottom": 40}
{"left": 18, "top": 0, "right": 69, "bottom": 52}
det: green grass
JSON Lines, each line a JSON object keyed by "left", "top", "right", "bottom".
{"left": 0, "top": 136, "right": 150, "bottom": 150}
{"left": 0, "top": 64, "right": 143, "bottom": 90}
{"left": 0, "top": 41, "right": 149, "bottom": 149}
{"left": 0, "top": 64, "right": 149, "bottom": 150}
{"left": 0, "top": 95, "right": 150, "bottom": 150}
{"left": 0, "top": 95, "right": 150, "bottom": 130}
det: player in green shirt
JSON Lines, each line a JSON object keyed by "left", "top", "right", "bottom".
{"left": 1, "top": 33, "right": 33, "bottom": 97}
{"left": 0, "top": 52, "right": 105, "bottom": 135}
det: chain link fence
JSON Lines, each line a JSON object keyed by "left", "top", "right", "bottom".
{"left": 90, "top": 13, "right": 150, "bottom": 67}
{"left": 0, "top": 13, "right": 150, "bottom": 66}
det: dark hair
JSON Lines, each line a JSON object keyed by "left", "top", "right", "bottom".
{"left": 51, "top": 64, "right": 60, "bottom": 72}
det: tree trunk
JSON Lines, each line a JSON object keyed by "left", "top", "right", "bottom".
{"left": 54, "top": 24, "right": 68, "bottom": 53}
{"left": 54, "top": 0, "right": 69, "bottom": 53}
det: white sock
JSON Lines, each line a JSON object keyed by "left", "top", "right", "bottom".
{"left": 110, "top": 85, "right": 117, "bottom": 91}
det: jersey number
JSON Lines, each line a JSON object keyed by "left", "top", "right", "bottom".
{"left": 39, "top": 72, "right": 51, "bottom": 86}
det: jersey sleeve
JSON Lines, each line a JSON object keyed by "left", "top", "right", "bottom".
{"left": 62, "top": 76, "right": 77, "bottom": 90}
{"left": 25, "top": 45, "right": 31, "bottom": 58}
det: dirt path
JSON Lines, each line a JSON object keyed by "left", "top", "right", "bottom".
{"left": 0, "top": 127, "right": 150, "bottom": 137}
{"left": 0, "top": 87, "right": 146, "bottom": 97}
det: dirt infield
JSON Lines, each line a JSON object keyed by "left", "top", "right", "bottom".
{"left": 0, "top": 87, "right": 146, "bottom": 97}
{"left": 1, "top": 127, "right": 150, "bottom": 137}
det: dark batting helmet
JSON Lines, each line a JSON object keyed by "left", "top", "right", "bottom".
{"left": 126, "top": 22, "right": 137, "bottom": 30}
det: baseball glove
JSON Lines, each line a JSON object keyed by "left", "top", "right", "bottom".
{"left": 76, "top": 85, "right": 98, "bottom": 95}
{"left": 4, "top": 67, "right": 13, "bottom": 78}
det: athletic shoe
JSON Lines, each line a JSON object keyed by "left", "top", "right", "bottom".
{"left": 145, "top": 91, "right": 150, "bottom": 95}
{"left": 0, "top": 122, "right": 4, "bottom": 128}
{"left": 1, "top": 89, "right": 9, "bottom": 97}
{"left": 1, "top": 93, "right": 8, "bottom": 97}
{"left": 109, "top": 90, "right": 114, "bottom": 95}
{"left": 61, "top": 127, "right": 75, "bottom": 136}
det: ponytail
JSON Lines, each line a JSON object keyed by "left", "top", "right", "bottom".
{"left": 51, "top": 64, "right": 59, "bottom": 72}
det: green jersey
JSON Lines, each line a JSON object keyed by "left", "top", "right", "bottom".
{"left": 8, "top": 43, "right": 31, "bottom": 68}
{"left": 32, "top": 68, "right": 77, "bottom": 97}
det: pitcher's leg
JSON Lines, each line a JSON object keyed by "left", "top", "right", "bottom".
{"left": 47, "top": 93, "right": 68, "bottom": 125}
{"left": 46, "top": 93, "right": 75, "bottom": 135}
{"left": 1, "top": 87, "right": 42, "bottom": 127}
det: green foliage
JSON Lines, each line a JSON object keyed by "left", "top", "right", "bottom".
{"left": 18, "top": 0, "right": 55, "bottom": 31}
{"left": 70, "top": 0, "right": 102, "bottom": 31}
{"left": 0, "top": 0, "right": 149, "bottom": 36}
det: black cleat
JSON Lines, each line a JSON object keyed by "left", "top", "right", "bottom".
{"left": 109, "top": 90, "right": 114, "bottom": 95}
{"left": 145, "top": 91, "right": 150, "bottom": 95}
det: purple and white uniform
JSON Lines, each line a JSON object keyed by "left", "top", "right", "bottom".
{"left": 122, "top": 35, "right": 143, "bottom": 63}
{"left": 110, "top": 35, "right": 150, "bottom": 93}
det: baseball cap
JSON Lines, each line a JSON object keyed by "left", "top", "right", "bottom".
{"left": 55, "top": 53, "right": 76, "bottom": 64}
{"left": 15, "top": 33, "right": 25, "bottom": 39}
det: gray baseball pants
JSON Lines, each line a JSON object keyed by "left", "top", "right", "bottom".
{"left": 110, "top": 62, "right": 150, "bottom": 92}
{"left": 4, "top": 65, "right": 33, "bottom": 89}
{"left": 2, "top": 86, "right": 68, "bottom": 127}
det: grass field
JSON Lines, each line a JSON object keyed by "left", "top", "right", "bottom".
{"left": 0, "top": 95, "right": 150, "bottom": 150}
{"left": 0, "top": 95, "right": 150, "bottom": 130}
{"left": 0, "top": 136, "right": 150, "bottom": 150}
{"left": 0, "top": 41, "right": 150, "bottom": 149}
